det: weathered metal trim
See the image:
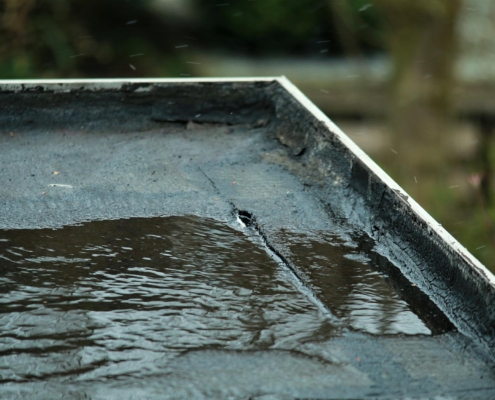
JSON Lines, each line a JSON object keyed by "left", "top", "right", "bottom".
{"left": 276, "top": 76, "right": 495, "bottom": 287}
{"left": 0, "top": 77, "right": 277, "bottom": 93}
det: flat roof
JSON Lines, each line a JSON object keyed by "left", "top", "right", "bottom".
{"left": 0, "top": 78, "right": 494, "bottom": 398}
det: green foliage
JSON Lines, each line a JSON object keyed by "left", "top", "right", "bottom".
{"left": 208, "top": 0, "right": 321, "bottom": 39}
{"left": 193, "top": 0, "right": 385, "bottom": 56}
{"left": 0, "top": 0, "right": 388, "bottom": 78}
{"left": 193, "top": 0, "right": 335, "bottom": 55}
{"left": 347, "top": 0, "right": 384, "bottom": 45}
{"left": 0, "top": 0, "right": 190, "bottom": 78}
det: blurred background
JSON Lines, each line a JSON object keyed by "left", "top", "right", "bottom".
{"left": 1, "top": 0, "right": 495, "bottom": 272}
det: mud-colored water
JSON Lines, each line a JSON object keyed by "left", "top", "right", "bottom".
{"left": 0, "top": 216, "right": 430, "bottom": 385}
{"left": 274, "top": 231, "right": 432, "bottom": 335}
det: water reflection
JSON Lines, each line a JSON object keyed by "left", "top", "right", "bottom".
{"left": 0, "top": 216, "right": 332, "bottom": 383}
{"left": 274, "top": 231, "right": 432, "bottom": 336}
{"left": 0, "top": 216, "right": 432, "bottom": 385}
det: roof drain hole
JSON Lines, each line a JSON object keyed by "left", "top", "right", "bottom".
{"left": 237, "top": 210, "right": 255, "bottom": 227}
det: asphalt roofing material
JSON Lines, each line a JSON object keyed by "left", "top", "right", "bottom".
{"left": 0, "top": 78, "right": 494, "bottom": 399}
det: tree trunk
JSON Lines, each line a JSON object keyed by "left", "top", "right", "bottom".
{"left": 372, "top": 0, "right": 461, "bottom": 204}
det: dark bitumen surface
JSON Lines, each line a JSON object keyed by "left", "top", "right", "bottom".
{"left": 0, "top": 80, "right": 494, "bottom": 399}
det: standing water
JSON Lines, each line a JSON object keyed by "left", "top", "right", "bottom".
{"left": 0, "top": 216, "right": 430, "bottom": 385}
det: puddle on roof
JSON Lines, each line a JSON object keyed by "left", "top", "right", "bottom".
{"left": 274, "top": 230, "right": 432, "bottom": 336}
{"left": 0, "top": 215, "right": 430, "bottom": 384}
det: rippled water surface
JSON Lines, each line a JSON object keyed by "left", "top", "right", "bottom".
{"left": 0, "top": 216, "right": 334, "bottom": 385}
{"left": 0, "top": 216, "right": 430, "bottom": 388}
{"left": 275, "top": 230, "right": 432, "bottom": 336}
